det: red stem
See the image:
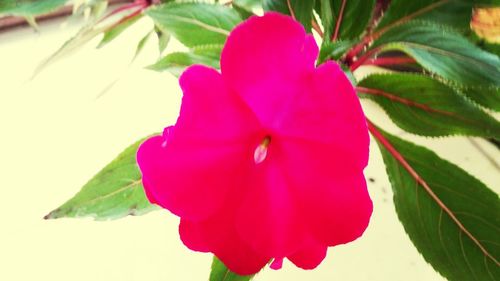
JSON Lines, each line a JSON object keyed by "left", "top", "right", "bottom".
{"left": 364, "top": 57, "right": 416, "bottom": 66}
{"left": 356, "top": 87, "right": 459, "bottom": 118}
{"left": 349, "top": 47, "right": 380, "bottom": 71}
{"left": 311, "top": 18, "right": 324, "bottom": 38}
{"left": 345, "top": 0, "right": 450, "bottom": 66}
{"left": 366, "top": 120, "right": 499, "bottom": 267}
{"left": 332, "top": 0, "right": 347, "bottom": 41}
{"left": 99, "top": 2, "right": 143, "bottom": 23}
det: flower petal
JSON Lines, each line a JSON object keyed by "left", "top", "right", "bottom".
{"left": 277, "top": 61, "right": 369, "bottom": 168}
{"left": 279, "top": 137, "right": 373, "bottom": 246}
{"left": 287, "top": 235, "right": 327, "bottom": 270}
{"left": 235, "top": 143, "right": 307, "bottom": 258}
{"left": 137, "top": 65, "right": 261, "bottom": 221}
{"left": 221, "top": 12, "right": 319, "bottom": 128}
{"left": 137, "top": 131, "right": 251, "bottom": 221}
{"left": 176, "top": 64, "right": 260, "bottom": 143}
{"left": 179, "top": 213, "right": 270, "bottom": 275}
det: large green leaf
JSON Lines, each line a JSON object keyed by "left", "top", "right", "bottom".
{"left": 44, "top": 138, "right": 157, "bottom": 220}
{"left": 147, "top": 45, "right": 222, "bottom": 77}
{"left": 263, "top": 0, "right": 315, "bottom": 31}
{"left": 209, "top": 256, "right": 255, "bottom": 281}
{"left": 372, "top": 124, "right": 500, "bottom": 281}
{"left": 375, "top": 0, "right": 494, "bottom": 32}
{"left": 146, "top": 3, "right": 242, "bottom": 47}
{"left": 370, "top": 21, "right": 500, "bottom": 110}
{"left": 0, "top": 0, "right": 68, "bottom": 16}
{"left": 358, "top": 74, "right": 500, "bottom": 138}
{"left": 329, "top": 0, "right": 375, "bottom": 40}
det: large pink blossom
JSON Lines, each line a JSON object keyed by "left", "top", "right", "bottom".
{"left": 137, "top": 12, "right": 372, "bottom": 275}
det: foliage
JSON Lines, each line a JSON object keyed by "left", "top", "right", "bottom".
{"left": 12, "top": 0, "right": 498, "bottom": 280}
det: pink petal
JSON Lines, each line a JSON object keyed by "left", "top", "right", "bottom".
{"left": 179, "top": 212, "right": 270, "bottom": 275}
{"left": 279, "top": 137, "right": 373, "bottom": 246}
{"left": 221, "top": 12, "right": 319, "bottom": 129}
{"left": 176, "top": 65, "right": 260, "bottom": 143}
{"left": 235, "top": 143, "right": 307, "bottom": 259}
{"left": 179, "top": 218, "right": 210, "bottom": 253}
{"left": 278, "top": 61, "right": 369, "bottom": 167}
{"left": 287, "top": 236, "right": 327, "bottom": 270}
{"left": 137, "top": 66, "right": 260, "bottom": 221}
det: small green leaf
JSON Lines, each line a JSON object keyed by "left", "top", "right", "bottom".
{"left": 263, "top": 0, "right": 316, "bottom": 31}
{"left": 147, "top": 49, "right": 221, "bottom": 77}
{"left": 0, "top": 0, "right": 68, "bottom": 16}
{"left": 358, "top": 73, "right": 500, "bottom": 138}
{"left": 97, "top": 14, "right": 142, "bottom": 49}
{"left": 44, "top": 138, "right": 157, "bottom": 220}
{"left": 132, "top": 30, "right": 153, "bottom": 62}
{"left": 146, "top": 3, "right": 242, "bottom": 47}
{"left": 33, "top": 25, "right": 106, "bottom": 77}
{"left": 154, "top": 25, "right": 171, "bottom": 56}
{"left": 318, "top": 40, "right": 354, "bottom": 64}
{"left": 371, "top": 22, "right": 500, "bottom": 91}
{"left": 373, "top": 125, "right": 500, "bottom": 281}
{"left": 314, "top": 0, "right": 333, "bottom": 39}
{"left": 209, "top": 256, "right": 255, "bottom": 281}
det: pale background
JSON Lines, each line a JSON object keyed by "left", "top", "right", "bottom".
{"left": 0, "top": 16, "right": 498, "bottom": 281}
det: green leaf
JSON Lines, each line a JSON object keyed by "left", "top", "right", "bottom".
{"left": 375, "top": 0, "right": 489, "bottom": 32}
{"left": 209, "top": 256, "right": 255, "bottom": 281}
{"left": 317, "top": 0, "right": 334, "bottom": 39}
{"left": 147, "top": 47, "right": 222, "bottom": 77}
{"left": 318, "top": 39, "right": 354, "bottom": 64}
{"left": 373, "top": 125, "right": 500, "bottom": 281}
{"left": 33, "top": 25, "right": 107, "bottom": 77}
{"left": 330, "top": 0, "right": 375, "bottom": 39}
{"left": 154, "top": 25, "right": 171, "bottom": 56}
{"left": 233, "top": 0, "right": 262, "bottom": 10}
{"left": 44, "top": 138, "right": 157, "bottom": 220}
{"left": 97, "top": 14, "right": 142, "bottom": 49}
{"left": 263, "top": 0, "right": 315, "bottom": 31}
{"left": 371, "top": 22, "right": 500, "bottom": 103}
{"left": 232, "top": 0, "right": 261, "bottom": 18}
{"left": 232, "top": 3, "right": 254, "bottom": 20}
{"left": 358, "top": 73, "right": 500, "bottom": 138}
{"left": 146, "top": 3, "right": 242, "bottom": 47}
{"left": 132, "top": 31, "right": 153, "bottom": 62}
{"left": 461, "top": 86, "right": 500, "bottom": 112}
{"left": 0, "top": 0, "right": 68, "bottom": 16}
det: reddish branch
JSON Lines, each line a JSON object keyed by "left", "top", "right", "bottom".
{"left": 345, "top": 0, "right": 450, "bottom": 68}
{"left": 0, "top": 0, "right": 133, "bottom": 32}
{"left": 332, "top": 0, "right": 347, "bottom": 41}
{"left": 349, "top": 47, "right": 380, "bottom": 71}
{"left": 364, "top": 56, "right": 416, "bottom": 66}
{"left": 356, "top": 86, "right": 461, "bottom": 118}
{"left": 311, "top": 18, "right": 324, "bottom": 37}
{"left": 367, "top": 120, "right": 500, "bottom": 266}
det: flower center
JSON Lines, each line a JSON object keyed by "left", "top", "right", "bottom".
{"left": 254, "top": 136, "right": 271, "bottom": 164}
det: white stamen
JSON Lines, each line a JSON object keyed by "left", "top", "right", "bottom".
{"left": 254, "top": 137, "right": 271, "bottom": 164}
{"left": 254, "top": 144, "right": 268, "bottom": 164}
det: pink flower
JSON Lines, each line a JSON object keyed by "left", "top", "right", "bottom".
{"left": 137, "top": 12, "right": 372, "bottom": 275}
